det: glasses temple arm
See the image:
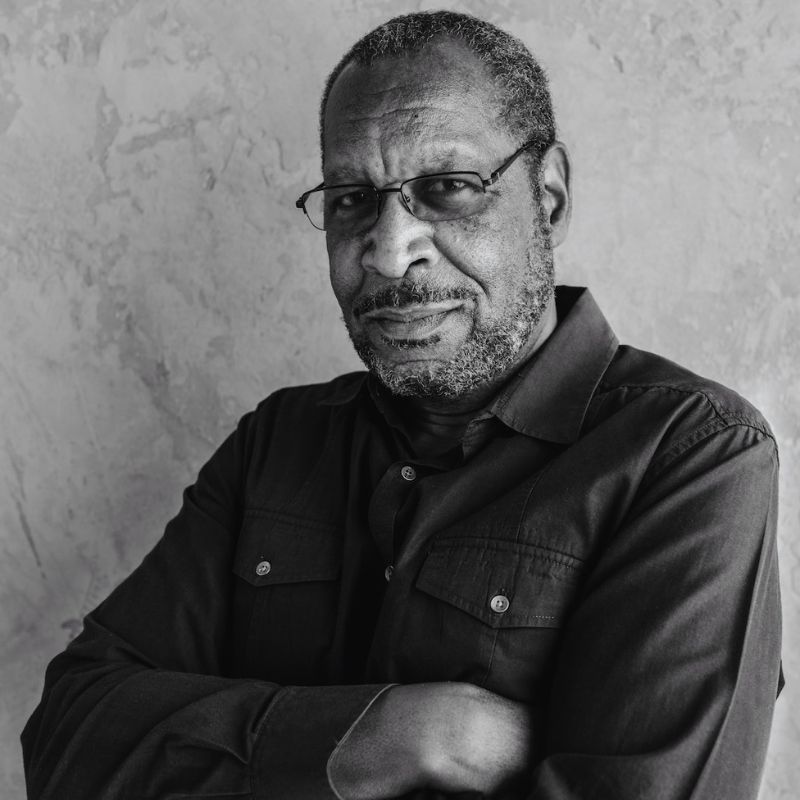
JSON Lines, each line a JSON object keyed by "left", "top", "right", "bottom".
{"left": 484, "top": 140, "right": 539, "bottom": 187}
{"left": 296, "top": 181, "right": 326, "bottom": 207}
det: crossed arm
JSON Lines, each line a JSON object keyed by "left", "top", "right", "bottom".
{"left": 22, "top": 414, "right": 782, "bottom": 799}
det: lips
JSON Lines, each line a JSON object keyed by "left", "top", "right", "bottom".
{"left": 361, "top": 302, "right": 463, "bottom": 340}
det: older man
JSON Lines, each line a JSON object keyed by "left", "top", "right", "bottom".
{"left": 23, "top": 11, "right": 781, "bottom": 800}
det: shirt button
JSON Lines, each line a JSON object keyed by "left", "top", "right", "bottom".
{"left": 489, "top": 594, "right": 510, "bottom": 613}
{"left": 255, "top": 560, "right": 271, "bottom": 577}
{"left": 384, "top": 565, "right": 394, "bottom": 581}
{"left": 400, "top": 465, "right": 416, "bottom": 481}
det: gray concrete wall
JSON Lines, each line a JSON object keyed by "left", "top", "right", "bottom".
{"left": 1, "top": 1, "right": 798, "bottom": 797}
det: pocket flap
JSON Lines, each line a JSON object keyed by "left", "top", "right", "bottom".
{"left": 233, "top": 511, "right": 341, "bottom": 586}
{"left": 416, "top": 538, "right": 582, "bottom": 629}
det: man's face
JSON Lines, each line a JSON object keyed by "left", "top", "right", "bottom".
{"left": 323, "top": 40, "right": 555, "bottom": 400}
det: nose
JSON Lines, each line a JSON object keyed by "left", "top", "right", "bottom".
{"left": 360, "top": 190, "right": 436, "bottom": 279}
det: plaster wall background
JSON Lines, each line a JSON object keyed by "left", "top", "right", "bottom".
{"left": 1, "top": 1, "right": 798, "bottom": 797}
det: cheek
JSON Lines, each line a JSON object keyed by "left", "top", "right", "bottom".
{"left": 435, "top": 217, "right": 527, "bottom": 296}
{"left": 326, "top": 237, "right": 361, "bottom": 308}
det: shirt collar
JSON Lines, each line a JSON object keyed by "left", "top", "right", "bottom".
{"left": 318, "top": 285, "right": 619, "bottom": 446}
{"left": 317, "top": 372, "right": 367, "bottom": 406}
{"left": 489, "top": 286, "right": 618, "bottom": 444}
{"left": 316, "top": 370, "right": 396, "bottom": 417}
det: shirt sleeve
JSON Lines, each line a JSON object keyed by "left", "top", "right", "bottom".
{"left": 20, "top": 410, "right": 390, "bottom": 800}
{"left": 528, "top": 421, "right": 782, "bottom": 800}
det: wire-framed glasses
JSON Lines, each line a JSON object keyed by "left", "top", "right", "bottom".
{"left": 295, "top": 139, "right": 541, "bottom": 233}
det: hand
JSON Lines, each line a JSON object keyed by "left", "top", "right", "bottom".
{"left": 328, "top": 682, "right": 534, "bottom": 799}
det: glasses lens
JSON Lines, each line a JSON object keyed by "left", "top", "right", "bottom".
{"left": 404, "top": 173, "right": 486, "bottom": 221}
{"left": 303, "top": 186, "right": 378, "bottom": 231}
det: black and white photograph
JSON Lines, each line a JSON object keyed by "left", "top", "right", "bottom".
{"left": 1, "top": 2, "right": 798, "bottom": 798}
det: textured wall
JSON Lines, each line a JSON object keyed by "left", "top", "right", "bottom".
{"left": 1, "top": 1, "right": 798, "bottom": 797}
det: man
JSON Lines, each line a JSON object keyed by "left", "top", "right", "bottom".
{"left": 22, "top": 11, "right": 781, "bottom": 800}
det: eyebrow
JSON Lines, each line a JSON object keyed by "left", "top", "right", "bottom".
{"left": 323, "top": 170, "right": 372, "bottom": 185}
{"left": 324, "top": 147, "right": 483, "bottom": 185}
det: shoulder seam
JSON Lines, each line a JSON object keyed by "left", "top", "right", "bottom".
{"left": 596, "top": 380, "right": 770, "bottom": 434}
{"left": 644, "top": 416, "right": 777, "bottom": 491}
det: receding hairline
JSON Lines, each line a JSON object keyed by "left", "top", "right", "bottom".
{"left": 323, "top": 37, "right": 504, "bottom": 130}
{"left": 318, "top": 12, "right": 557, "bottom": 171}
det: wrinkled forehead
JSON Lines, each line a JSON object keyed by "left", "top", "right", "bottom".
{"left": 322, "top": 40, "right": 508, "bottom": 166}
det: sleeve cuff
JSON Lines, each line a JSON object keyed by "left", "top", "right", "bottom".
{"left": 251, "top": 683, "right": 393, "bottom": 799}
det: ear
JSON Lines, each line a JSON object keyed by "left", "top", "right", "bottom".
{"left": 539, "top": 142, "right": 571, "bottom": 248}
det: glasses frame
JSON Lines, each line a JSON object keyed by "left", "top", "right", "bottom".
{"left": 295, "top": 139, "right": 542, "bottom": 232}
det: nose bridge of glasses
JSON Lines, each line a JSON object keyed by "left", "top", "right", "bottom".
{"left": 376, "top": 184, "right": 414, "bottom": 218}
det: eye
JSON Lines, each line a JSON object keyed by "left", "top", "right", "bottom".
{"left": 421, "top": 176, "right": 480, "bottom": 197}
{"left": 326, "top": 187, "right": 375, "bottom": 216}
{"left": 411, "top": 173, "right": 484, "bottom": 214}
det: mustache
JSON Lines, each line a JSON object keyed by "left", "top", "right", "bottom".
{"left": 352, "top": 281, "right": 474, "bottom": 318}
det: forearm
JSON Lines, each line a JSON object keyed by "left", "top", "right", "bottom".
{"left": 328, "top": 683, "right": 535, "bottom": 800}
{"left": 23, "top": 652, "right": 275, "bottom": 798}
{"left": 22, "top": 621, "right": 392, "bottom": 799}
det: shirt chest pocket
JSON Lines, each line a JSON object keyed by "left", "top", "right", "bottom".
{"left": 231, "top": 511, "right": 341, "bottom": 683}
{"left": 398, "top": 537, "right": 583, "bottom": 703}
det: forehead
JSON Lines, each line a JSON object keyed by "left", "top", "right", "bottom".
{"left": 323, "top": 40, "right": 514, "bottom": 178}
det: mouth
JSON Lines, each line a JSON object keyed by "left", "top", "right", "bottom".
{"left": 361, "top": 301, "right": 464, "bottom": 340}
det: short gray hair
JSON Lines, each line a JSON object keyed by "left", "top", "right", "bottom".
{"left": 319, "top": 10, "right": 557, "bottom": 163}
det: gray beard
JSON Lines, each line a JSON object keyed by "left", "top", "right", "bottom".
{"left": 346, "top": 245, "right": 555, "bottom": 400}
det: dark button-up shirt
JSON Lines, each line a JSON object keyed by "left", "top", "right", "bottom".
{"left": 22, "top": 287, "right": 782, "bottom": 800}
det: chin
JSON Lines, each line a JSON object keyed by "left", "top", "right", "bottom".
{"left": 362, "top": 352, "right": 484, "bottom": 400}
